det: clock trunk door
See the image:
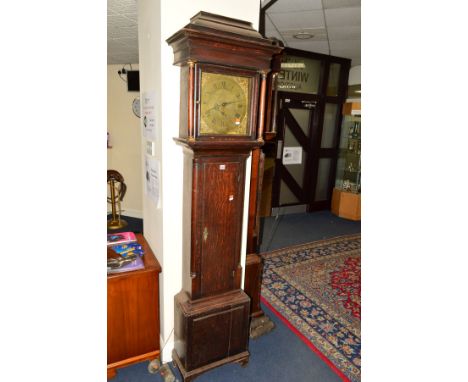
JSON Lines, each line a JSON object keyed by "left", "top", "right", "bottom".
{"left": 196, "top": 157, "right": 245, "bottom": 298}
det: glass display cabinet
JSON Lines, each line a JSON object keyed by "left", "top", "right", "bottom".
{"left": 331, "top": 102, "right": 361, "bottom": 220}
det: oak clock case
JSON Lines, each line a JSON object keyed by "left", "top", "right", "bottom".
{"left": 167, "top": 11, "right": 283, "bottom": 382}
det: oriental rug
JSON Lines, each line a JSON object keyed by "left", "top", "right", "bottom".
{"left": 261, "top": 234, "right": 361, "bottom": 382}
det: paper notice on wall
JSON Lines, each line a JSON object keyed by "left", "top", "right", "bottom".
{"left": 282, "top": 147, "right": 303, "bottom": 165}
{"left": 145, "top": 155, "right": 160, "bottom": 207}
{"left": 142, "top": 91, "right": 157, "bottom": 141}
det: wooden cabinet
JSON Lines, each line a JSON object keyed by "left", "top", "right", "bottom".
{"left": 331, "top": 187, "right": 361, "bottom": 221}
{"left": 107, "top": 234, "right": 161, "bottom": 378}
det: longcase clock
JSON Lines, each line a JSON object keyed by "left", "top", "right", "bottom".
{"left": 167, "top": 12, "right": 282, "bottom": 382}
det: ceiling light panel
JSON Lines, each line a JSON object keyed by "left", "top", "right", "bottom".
{"left": 267, "top": 0, "right": 323, "bottom": 13}
{"left": 281, "top": 28, "right": 328, "bottom": 41}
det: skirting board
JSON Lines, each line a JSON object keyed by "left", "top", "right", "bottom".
{"left": 271, "top": 204, "right": 307, "bottom": 216}
{"left": 161, "top": 338, "right": 175, "bottom": 363}
{"left": 107, "top": 208, "right": 143, "bottom": 219}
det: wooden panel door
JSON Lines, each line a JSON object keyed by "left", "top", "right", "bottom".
{"left": 272, "top": 94, "right": 316, "bottom": 210}
{"left": 197, "top": 157, "right": 245, "bottom": 298}
{"left": 272, "top": 92, "right": 342, "bottom": 212}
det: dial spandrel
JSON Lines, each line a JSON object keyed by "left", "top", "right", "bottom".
{"left": 200, "top": 72, "right": 250, "bottom": 135}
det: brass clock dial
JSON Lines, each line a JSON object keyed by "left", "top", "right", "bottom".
{"left": 200, "top": 72, "right": 250, "bottom": 135}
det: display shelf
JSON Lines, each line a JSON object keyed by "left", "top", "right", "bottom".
{"left": 335, "top": 108, "right": 360, "bottom": 194}
{"left": 332, "top": 102, "right": 361, "bottom": 221}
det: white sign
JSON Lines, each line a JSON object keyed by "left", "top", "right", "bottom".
{"left": 142, "top": 91, "right": 157, "bottom": 141}
{"left": 282, "top": 147, "right": 303, "bottom": 165}
{"left": 145, "top": 155, "right": 160, "bottom": 207}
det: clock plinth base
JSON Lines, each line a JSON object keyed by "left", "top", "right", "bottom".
{"left": 172, "top": 349, "right": 249, "bottom": 382}
{"left": 173, "top": 290, "right": 250, "bottom": 381}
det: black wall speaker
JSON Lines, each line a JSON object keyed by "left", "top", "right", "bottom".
{"left": 127, "top": 71, "right": 140, "bottom": 92}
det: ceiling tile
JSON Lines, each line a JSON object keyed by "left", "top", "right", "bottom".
{"left": 331, "top": 47, "right": 359, "bottom": 58}
{"left": 108, "top": 0, "right": 361, "bottom": 65}
{"left": 107, "top": 40, "right": 125, "bottom": 50}
{"left": 123, "top": 13, "right": 138, "bottom": 22}
{"left": 267, "top": 0, "right": 323, "bottom": 13}
{"left": 264, "top": 28, "right": 285, "bottom": 43}
{"left": 107, "top": 14, "right": 136, "bottom": 28}
{"left": 108, "top": 52, "right": 139, "bottom": 65}
{"left": 325, "top": 6, "right": 360, "bottom": 27}
{"left": 268, "top": 10, "right": 325, "bottom": 30}
{"left": 109, "top": 37, "right": 138, "bottom": 47}
{"left": 287, "top": 40, "right": 330, "bottom": 55}
{"left": 108, "top": 0, "right": 139, "bottom": 64}
{"left": 108, "top": 0, "right": 137, "bottom": 13}
{"left": 329, "top": 39, "right": 360, "bottom": 51}
{"left": 323, "top": 0, "right": 361, "bottom": 9}
{"left": 327, "top": 25, "right": 360, "bottom": 40}
{"left": 350, "top": 56, "right": 360, "bottom": 66}
{"left": 265, "top": 14, "right": 277, "bottom": 32}
{"left": 107, "top": 42, "right": 138, "bottom": 53}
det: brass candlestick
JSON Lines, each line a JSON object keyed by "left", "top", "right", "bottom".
{"left": 107, "top": 170, "right": 128, "bottom": 230}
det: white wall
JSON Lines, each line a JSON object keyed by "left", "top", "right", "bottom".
{"left": 348, "top": 65, "right": 361, "bottom": 85}
{"left": 138, "top": 0, "right": 260, "bottom": 362}
{"left": 107, "top": 64, "right": 143, "bottom": 218}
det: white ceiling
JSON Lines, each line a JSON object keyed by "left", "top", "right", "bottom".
{"left": 107, "top": 0, "right": 139, "bottom": 64}
{"left": 263, "top": 0, "right": 361, "bottom": 65}
{"left": 107, "top": 0, "right": 360, "bottom": 66}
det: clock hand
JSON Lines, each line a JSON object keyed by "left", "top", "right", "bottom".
{"left": 206, "top": 103, "right": 221, "bottom": 113}
{"left": 220, "top": 101, "right": 238, "bottom": 107}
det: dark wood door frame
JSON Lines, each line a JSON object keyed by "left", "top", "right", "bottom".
{"left": 272, "top": 93, "right": 317, "bottom": 208}
{"left": 269, "top": 48, "right": 351, "bottom": 212}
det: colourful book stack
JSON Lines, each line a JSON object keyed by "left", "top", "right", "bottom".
{"left": 107, "top": 231, "right": 137, "bottom": 246}
{"left": 107, "top": 256, "right": 144, "bottom": 274}
{"left": 107, "top": 232, "right": 144, "bottom": 274}
{"left": 111, "top": 243, "right": 144, "bottom": 257}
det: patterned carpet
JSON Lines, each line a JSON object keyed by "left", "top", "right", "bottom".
{"left": 261, "top": 234, "right": 361, "bottom": 382}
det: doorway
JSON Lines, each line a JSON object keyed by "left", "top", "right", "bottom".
{"left": 259, "top": 47, "right": 350, "bottom": 217}
{"left": 271, "top": 91, "right": 342, "bottom": 213}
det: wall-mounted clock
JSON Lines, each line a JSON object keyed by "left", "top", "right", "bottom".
{"left": 132, "top": 97, "right": 141, "bottom": 118}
